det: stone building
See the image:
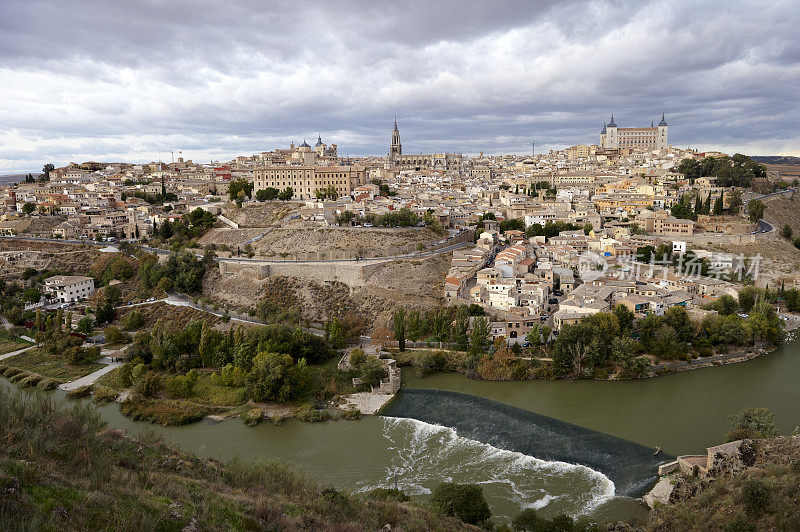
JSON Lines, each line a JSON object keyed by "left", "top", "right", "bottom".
{"left": 253, "top": 165, "right": 368, "bottom": 200}
{"left": 387, "top": 119, "right": 462, "bottom": 170}
{"left": 600, "top": 114, "right": 668, "bottom": 150}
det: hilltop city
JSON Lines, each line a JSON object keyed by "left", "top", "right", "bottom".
{"left": 2, "top": 114, "right": 800, "bottom": 529}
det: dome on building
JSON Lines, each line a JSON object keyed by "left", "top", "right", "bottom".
{"left": 607, "top": 114, "right": 617, "bottom": 128}
{"left": 315, "top": 135, "right": 323, "bottom": 147}
{"left": 300, "top": 139, "right": 310, "bottom": 148}
{"left": 601, "top": 123, "right": 607, "bottom": 134}
{"left": 658, "top": 113, "right": 668, "bottom": 127}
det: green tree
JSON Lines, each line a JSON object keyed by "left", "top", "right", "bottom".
{"left": 728, "top": 189, "right": 742, "bottom": 213}
{"left": 95, "top": 295, "right": 115, "bottom": 324}
{"left": 449, "top": 309, "right": 470, "bottom": 351}
{"left": 737, "top": 286, "right": 760, "bottom": 312}
{"left": 727, "top": 407, "right": 779, "bottom": 441}
{"left": 245, "top": 352, "right": 308, "bottom": 403}
{"left": 326, "top": 317, "right": 346, "bottom": 349}
{"left": 430, "top": 483, "right": 491, "bottom": 526}
{"left": 42, "top": 163, "right": 55, "bottom": 180}
{"left": 22, "top": 202, "right": 36, "bottom": 215}
{"left": 512, "top": 508, "right": 542, "bottom": 531}
{"left": 747, "top": 199, "right": 765, "bottom": 222}
{"left": 714, "top": 294, "right": 739, "bottom": 316}
{"left": 22, "top": 287, "right": 41, "bottom": 303}
{"left": 713, "top": 191, "right": 724, "bottom": 215}
{"left": 663, "top": 306, "right": 694, "bottom": 342}
{"left": 614, "top": 303, "right": 635, "bottom": 333}
{"left": 525, "top": 323, "right": 541, "bottom": 346}
{"left": 228, "top": 178, "right": 253, "bottom": 201}
{"left": 393, "top": 308, "right": 406, "bottom": 351}
{"left": 781, "top": 224, "right": 793, "bottom": 239}
{"left": 77, "top": 316, "right": 93, "bottom": 334}
{"left": 278, "top": 187, "right": 294, "bottom": 201}
{"left": 255, "top": 187, "right": 279, "bottom": 201}
{"left": 469, "top": 317, "right": 490, "bottom": 357}
{"left": 746, "top": 302, "right": 784, "bottom": 345}
{"left": 670, "top": 199, "right": 695, "bottom": 220}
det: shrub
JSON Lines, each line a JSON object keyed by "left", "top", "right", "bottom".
{"left": 120, "top": 396, "right": 210, "bottom": 425}
{"left": 116, "top": 363, "right": 133, "bottom": 387}
{"left": 2, "top": 367, "right": 21, "bottom": 378}
{"left": 741, "top": 478, "right": 771, "bottom": 517}
{"left": 133, "top": 371, "right": 162, "bottom": 398}
{"left": 348, "top": 349, "right": 367, "bottom": 367}
{"left": 37, "top": 378, "right": 60, "bottom": 390}
{"left": 242, "top": 408, "right": 264, "bottom": 427}
{"left": 295, "top": 402, "right": 329, "bottom": 422}
{"left": 430, "top": 482, "right": 491, "bottom": 525}
{"left": 122, "top": 309, "right": 145, "bottom": 331}
{"left": 341, "top": 407, "right": 362, "bottom": 420}
{"left": 415, "top": 350, "right": 446, "bottom": 377}
{"left": 512, "top": 508, "right": 542, "bottom": 531}
{"left": 18, "top": 374, "right": 43, "bottom": 388}
{"left": 165, "top": 369, "right": 199, "bottom": 398}
{"left": 105, "top": 325, "right": 130, "bottom": 345}
{"left": 9, "top": 371, "right": 31, "bottom": 383}
{"left": 93, "top": 385, "right": 119, "bottom": 403}
{"left": 66, "top": 385, "right": 93, "bottom": 399}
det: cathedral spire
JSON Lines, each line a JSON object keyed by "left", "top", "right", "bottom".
{"left": 389, "top": 116, "right": 402, "bottom": 158}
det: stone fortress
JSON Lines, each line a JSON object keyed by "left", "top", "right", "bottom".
{"left": 601, "top": 113, "right": 669, "bottom": 150}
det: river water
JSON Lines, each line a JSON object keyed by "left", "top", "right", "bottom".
{"left": 4, "top": 338, "right": 800, "bottom": 524}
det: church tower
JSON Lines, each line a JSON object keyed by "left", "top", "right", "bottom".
{"left": 389, "top": 117, "right": 402, "bottom": 159}
{"left": 657, "top": 113, "right": 668, "bottom": 150}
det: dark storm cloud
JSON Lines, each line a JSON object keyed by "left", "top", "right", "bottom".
{"left": 0, "top": 0, "right": 798, "bottom": 172}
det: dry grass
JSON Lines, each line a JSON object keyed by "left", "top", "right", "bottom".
{"left": 4, "top": 347, "right": 103, "bottom": 381}
{"left": 0, "top": 387, "right": 476, "bottom": 531}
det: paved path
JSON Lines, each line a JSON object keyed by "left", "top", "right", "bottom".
{"left": 0, "top": 344, "right": 36, "bottom": 362}
{"left": 644, "top": 475, "right": 675, "bottom": 508}
{"left": 58, "top": 356, "right": 122, "bottom": 391}
{"left": 340, "top": 392, "right": 395, "bottom": 415}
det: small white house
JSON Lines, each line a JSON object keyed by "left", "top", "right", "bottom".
{"left": 43, "top": 275, "right": 95, "bottom": 303}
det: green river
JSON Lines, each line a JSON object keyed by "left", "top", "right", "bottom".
{"left": 5, "top": 337, "right": 800, "bottom": 524}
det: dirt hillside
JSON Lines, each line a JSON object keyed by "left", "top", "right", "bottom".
{"left": 198, "top": 226, "right": 440, "bottom": 258}
{"left": 221, "top": 202, "right": 300, "bottom": 227}
{"left": 202, "top": 252, "right": 451, "bottom": 328}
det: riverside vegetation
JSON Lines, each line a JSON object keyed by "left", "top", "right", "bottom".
{"left": 387, "top": 287, "right": 785, "bottom": 381}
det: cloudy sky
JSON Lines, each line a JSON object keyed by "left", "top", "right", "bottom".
{"left": 1, "top": 0, "right": 799, "bottom": 173}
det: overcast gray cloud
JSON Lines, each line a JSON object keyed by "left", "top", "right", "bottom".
{"left": 1, "top": 0, "right": 798, "bottom": 172}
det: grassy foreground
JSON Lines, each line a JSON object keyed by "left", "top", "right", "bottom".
{"left": 0, "top": 387, "right": 475, "bottom": 531}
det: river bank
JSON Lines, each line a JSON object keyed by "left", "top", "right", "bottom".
{"left": 2, "top": 335, "right": 799, "bottom": 525}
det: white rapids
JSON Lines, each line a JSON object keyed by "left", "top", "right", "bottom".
{"left": 355, "top": 416, "right": 616, "bottom": 520}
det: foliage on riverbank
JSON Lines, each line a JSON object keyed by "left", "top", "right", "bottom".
{"left": 120, "top": 395, "right": 212, "bottom": 426}
{"left": 392, "top": 295, "right": 787, "bottom": 382}
{"left": 0, "top": 387, "right": 475, "bottom": 531}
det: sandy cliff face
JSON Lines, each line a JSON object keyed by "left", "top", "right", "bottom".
{"left": 202, "top": 253, "right": 451, "bottom": 328}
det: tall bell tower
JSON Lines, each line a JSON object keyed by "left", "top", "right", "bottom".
{"left": 389, "top": 117, "right": 402, "bottom": 159}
